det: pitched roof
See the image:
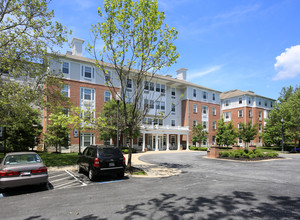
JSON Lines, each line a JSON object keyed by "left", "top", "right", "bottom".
{"left": 59, "top": 54, "right": 222, "bottom": 93}
{"left": 220, "top": 89, "right": 275, "bottom": 101}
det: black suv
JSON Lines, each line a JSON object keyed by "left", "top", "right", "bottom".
{"left": 77, "top": 145, "right": 126, "bottom": 181}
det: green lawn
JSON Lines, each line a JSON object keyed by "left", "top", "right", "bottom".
{"left": 256, "top": 146, "right": 283, "bottom": 153}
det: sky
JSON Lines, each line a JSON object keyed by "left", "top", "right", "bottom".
{"left": 49, "top": 0, "right": 300, "bottom": 100}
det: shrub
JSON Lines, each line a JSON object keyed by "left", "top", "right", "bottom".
{"left": 121, "top": 147, "right": 137, "bottom": 154}
{"left": 220, "top": 151, "right": 230, "bottom": 157}
{"left": 265, "top": 152, "right": 279, "bottom": 158}
{"left": 190, "top": 146, "right": 196, "bottom": 151}
{"left": 198, "top": 147, "right": 208, "bottom": 151}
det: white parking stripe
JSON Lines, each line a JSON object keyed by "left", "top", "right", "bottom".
{"left": 65, "top": 170, "right": 87, "bottom": 186}
{"left": 48, "top": 173, "right": 67, "bottom": 179}
{"left": 54, "top": 180, "right": 78, "bottom": 188}
{"left": 50, "top": 176, "right": 73, "bottom": 183}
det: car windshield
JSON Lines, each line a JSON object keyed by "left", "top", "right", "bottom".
{"left": 99, "top": 148, "right": 122, "bottom": 156}
{"left": 4, "top": 154, "right": 42, "bottom": 165}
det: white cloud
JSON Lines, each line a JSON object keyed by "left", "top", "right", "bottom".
{"left": 187, "top": 65, "right": 222, "bottom": 80}
{"left": 273, "top": 45, "right": 300, "bottom": 80}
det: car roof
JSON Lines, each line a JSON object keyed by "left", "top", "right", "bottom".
{"left": 4, "top": 152, "right": 39, "bottom": 156}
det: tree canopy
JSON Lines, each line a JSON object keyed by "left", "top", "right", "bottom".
{"left": 238, "top": 121, "right": 258, "bottom": 148}
{"left": 191, "top": 124, "right": 208, "bottom": 147}
{"left": 88, "top": 0, "right": 179, "bottom": 168}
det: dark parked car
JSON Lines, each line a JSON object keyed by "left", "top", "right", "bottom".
{"left": 0, "top": 152, "right": 48, "bottom": 189}
{"left": 290, "top": 148, "right": 300, "bottom": 153}
{"left": 77, "top": 145, "right": 126, "bottom": 181}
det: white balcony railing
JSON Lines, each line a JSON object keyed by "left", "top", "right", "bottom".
{"left": 140, "top": 124, "right": 189, "bottom": 131}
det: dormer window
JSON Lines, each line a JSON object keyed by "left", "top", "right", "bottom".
{"left": 193, "top": 89, "right": 196, "bottom": 98}
{"left": 62, "top": 62, "right": 69, "bottom": 74}
{"left": 212, "top": 93, "right": 216, "bottom": 101}
{"left": 203, "top": 91, "right": 207, "bottom": 100}
{"left": 239, "top": 97, "right": 242, "bottom": 104}
{"left": 105, "top": 71, "right": 111, "bottom": 82}
{"left": 82, "top": 65, "right": 94, "bottom": 81}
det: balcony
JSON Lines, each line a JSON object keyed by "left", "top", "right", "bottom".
{"left": 140, "top": 124, "right": 189, "bottom": 131}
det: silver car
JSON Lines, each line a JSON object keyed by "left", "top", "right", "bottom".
{"left": 0, "top": 152, "right": 48, "bottom": 189}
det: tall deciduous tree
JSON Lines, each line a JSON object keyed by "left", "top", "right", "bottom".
{"left": 97, "top": 99, "right": 140, "bottom": 147}
{"left": 223, "top": 121, "right": 238, "bottom": 147}
{"left": 216, "top": 117, "right": 226, "bottom": 146}
{"left": 88, "top": 0, "right": 179, "bottom": 168}
{"left": 191, "top": 124, "right": 208, "bottom": 147}
{"left": 238, "top": 121, "right": 258, "bottom": 148}
{"left": 0, "top": 0, "right": 69, "bottom": 130}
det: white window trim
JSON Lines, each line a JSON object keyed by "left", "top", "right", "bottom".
{"left": 81, "top": 64, "right": 95, "bottom": 82}
{"left": 62, "top": 84, "right": 70, "bottom": 98}
{"left": 193, "top": 104, "right": 197, "bottom": 113}
{"left": 104, "top": 91, "right": 111, "bottom": 102}
{"left": 238, "top": 110, "right": 243, "bottom": 118}
{"left": 61, "top": 61, "right": 70, "bottom": 75}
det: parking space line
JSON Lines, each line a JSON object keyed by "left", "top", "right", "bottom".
{"left": 98, "top": 180, "right": 124, "bottom": 184}
{"left": 65, "top": 170, "right": 87, "bottom": 186}
{"left": 54, "top": 180, "right": 78, "bottom": 188}
{"left": 50, "top": 176, "right": 73, "bottom": 183}
{"left": 48, "top": 173, "right": 67, "bottom": 179}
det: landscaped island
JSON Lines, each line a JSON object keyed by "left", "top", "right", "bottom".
{"left": 219, "top": 149, "right": 279, "bottom": 161}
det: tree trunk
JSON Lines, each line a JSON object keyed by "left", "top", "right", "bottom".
{"left": 127, "top": 135, "right": 133, "bottom": 172}
{"left": 294, "top": 137, "right": 298, "bottom": 152}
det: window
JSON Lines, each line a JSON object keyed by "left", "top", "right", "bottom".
{"left": 104, "top": 91, "right": 111, "bottom": 102}
{"left": 265, "top": 101, "right": 267, "bottom": 107}
{"left": 212, "top": 93, "right": 216, "bottom": 101}
{"left": 193, "top": 104, "right": 197, "bottom": 113}
{"left": 159, "top": 119, "right": 163, "bottom": 126}
{"left": 212, "top": 121, "right": 216, "bottom": 130}
{"left": 144, "top": 81, "right": 149, "bottom": 90}
{"left": 259, "top": 99, "right": 261, "bottom": 106}
{"left": 225, "top": 100, "right": 230, "bottom": 107}
{"left": 149, "top": 82, "right": 154, "bottom": 91}
{"left": 156, "top": 83, "right": 160, "bottom": 92}
{"left": 105, "top": 71, "right": 111, "bottom": 82}
{"left": 62, "top": 108, "right": 69, "bottom": 116}
{"left": 238, "top": 110, "right": 243, "bottom": 118}
{"left": 155, "top": 101, "right": 160, "bottom": 110}
{"left": 193, "top": 120, "right": 197, "bottom": 127}
{"left": 212, "top": 107, "right": 216, "bottom": 116}
{"left": 150, "top": 100, "right": 154, "bottom": 109}
{"left": 259, "top": 111, "right": 262, "bottom": 121}
{"left": 202, "top": 121, "right": 207, "bottom": 129}
{"left": 161, "top": 102, "right": 165, "bottom": 111}
{"left": 203, "top": 91, "right": 207, "bottom": 100}
{"left": 224, "top": 112, "right": 231, "bottom": 120}
{"left": 171, "top": 103, "right": 175, "bottom": 112}
{"left": 193, "top": 89, "right": 196, "bottom": 97}
{"left": 171, "top": 120, "right": 175, "bottom": 127}
{"left": 239, "top": 139, "right": 243, "bottom": 144}
{"left": 127, "top": 79, "right": 132, "bottom": 89}
{"left": 153, "top": 119, "right": 158, "bottom": 125}
{"left": 171, "top": 88, "right": 176, "bottom": 96}
{"left": 212, "top": 136, "right": 216, "bottom": 145}
{"left": 271, "top": 102, "right": 273, "bottom": 108}
{"left": 171, "top": 135, "right": 176, "bottom": 145}
{"left": 81, "top": 88, "right": 95, "bottom": 101}
{"left": 161, "top": 84, "right": 165, "bottom": 94}
{"left": 259, "top": 123, "right": 262, "bottom": 133}
{"left": 144, "top": 99, "right": 148, "bottom": 109}
{"left": 61, "top": 85, "right": 69, "bottom": 97}
{"left": 202, "top": 106, "right": 207, "bottom": 115}
{"left": 62, "top": 62, "right": 69, "bottom": 74}
{"left": 239, "top": 97, "right": 242, "bottom": 104}
{"left": 84, "top": 66, "right": 92, "bottom": 78}
{"left": 238, "top": 123, "right": 242, "bottom": 130}
{"left": 248, "top": 98, "right": 251, "bottom": 104}
{"left": 249, "top": 110, "right": 252, "bottom": 117}
{"left": 147, "top": 118, "right": 152, "bottom": 125}
{"left": 81, "top": 133, "right": 94, "bottom": 148}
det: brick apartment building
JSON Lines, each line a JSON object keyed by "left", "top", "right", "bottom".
{"left": 220, "top": 89, "right": 275, "bottom": 146}
{"left": 44, "top": 38, "right": 274, "bottom": 152}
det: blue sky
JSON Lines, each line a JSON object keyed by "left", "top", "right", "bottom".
{"left": 49, "top": 0, "right": 300, "bottom": 100}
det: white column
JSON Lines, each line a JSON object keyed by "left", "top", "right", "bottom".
{"left": 186, "top": 134, "right": 189, "bottom": 150}
{"left": 177, "top": 134, "right": 181, "bottom": 151}
{"left": 166, "top": 134, "right": 170, "bottom": 151}
{"left": 142, "top": 133, "right": 146, "bottom": 152}
{"left": 155, "top": 134, "right": 159, "bottom": 151}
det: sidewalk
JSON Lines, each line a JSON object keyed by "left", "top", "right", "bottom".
{"left": 124, "top": 150, "right": 193, "bottom": 178}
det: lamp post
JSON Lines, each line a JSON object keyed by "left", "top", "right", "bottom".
{"left": 117, "top": 100, "right": 120, "bottom": 149}
{"left": 281, "top": 118, "right": 284, "bottom": 153}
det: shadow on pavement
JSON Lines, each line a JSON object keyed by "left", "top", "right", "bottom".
{"left": 116, "top": 191, "right": 300, "bottom": 219}
{"left": 0, "top": 183, "right": 49, "bottom": 197}
{"left": 158, "top": 163, "right": 191, "bottom": 169}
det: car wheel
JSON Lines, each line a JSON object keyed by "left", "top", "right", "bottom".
{"left": 88, "top": 168, "right": 96, "bottom": 181}
{"left": 117, "top": 171, "right": 124, "bottom": 179}
{"left": 77, "top": 164, "right": 83, "bottom": 173}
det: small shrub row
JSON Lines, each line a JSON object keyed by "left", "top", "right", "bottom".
{"left": 189, "top": 146, "right": 208, "bottom": 151}
{"left": 219, "top": 149, "right": 278, "bottom": 159}
{"left": 121, "top": 147, "right": 137, "bottom": 154}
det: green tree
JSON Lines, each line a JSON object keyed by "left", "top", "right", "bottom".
{"left": 4, "top": 104, "right": 42, "bottom": 152}
{"left": 238, "top": 121, "right": 258, "bottom": 148}
{"left": 88, "top": 0, "right": 179, "bottom": 168}
{"left": 0, "top": 0, "right": 69, "bottom": 133}
{"left": 216, "top": 117, "right": 226, "bottom": 146}
{"left": 223, "top": 121, "right": 238, "bottom": 147}
{"left": 97, "top": 100, "right": 140, "bottom": 147}
{"left": 191, "top": 124, "right": 208, "bottom": 147}
{"left": 43, "top": 111, "right": 70, "bottom": 153}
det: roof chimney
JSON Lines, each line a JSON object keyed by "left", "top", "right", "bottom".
{"left": 71, "top": 37, "right": 85, "bottom": 56}
{"left": 176, "top": 68, "right": 188, "bottom": 81}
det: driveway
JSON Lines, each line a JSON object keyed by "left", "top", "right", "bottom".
{"left": 0, "top": 151, "right": 299, "bottom": 219}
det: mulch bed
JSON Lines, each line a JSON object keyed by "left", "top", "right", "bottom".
{"left": 125, "top": 166, "right": 145, "bottom": 174}
{"left": 218, "top": 156, "right": 284, "bottom": 161}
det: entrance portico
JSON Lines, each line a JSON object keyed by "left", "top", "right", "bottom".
{"left": 140, "top": 125, "right": 190, "bottom": 151}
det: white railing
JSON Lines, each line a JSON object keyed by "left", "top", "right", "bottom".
{"left": 140, "top": 124, "right": 189, "bottom": 131}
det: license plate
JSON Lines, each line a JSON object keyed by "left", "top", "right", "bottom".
{"left": 109, "top": 162, "right": 115, "bottom": 167}
{"left": 21, "top": 171, "right": 31, "bottom": 176}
